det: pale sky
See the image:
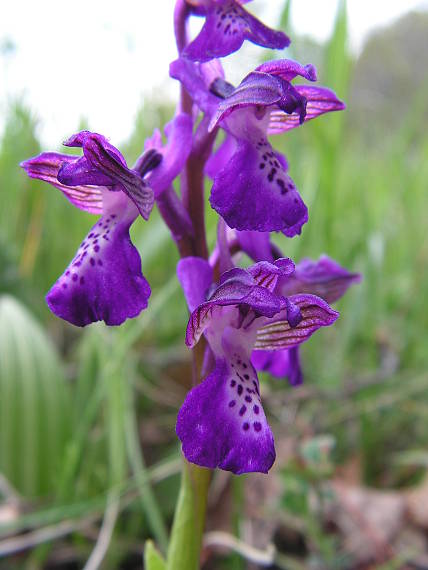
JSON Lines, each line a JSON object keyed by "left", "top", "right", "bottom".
{"left": 1, "top": 0, "right": 427, "bottom": 147}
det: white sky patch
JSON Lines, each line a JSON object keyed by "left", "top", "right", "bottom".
{"left": 1, "top": 0, "right": 427, "bottom": 147}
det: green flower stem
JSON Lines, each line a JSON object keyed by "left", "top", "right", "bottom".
{"left": 166, "top": 459, "right": 211, "bottom": 570}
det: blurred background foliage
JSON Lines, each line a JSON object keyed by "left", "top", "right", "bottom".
{"left": 1, "top": 1, "right": 428, "bottom": 568}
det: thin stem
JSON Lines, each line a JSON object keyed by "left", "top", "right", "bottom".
{"left": 83, "top": 493, "right": 120, "bottom": 570}
{"left": 166, "top": 461, "right": 211, "bottom": 570}
{"left": 174, "top": 0, "right": 193, "bottom": 115}
{"left": 165, "top": 5, "right": 220, "bottom": 568}
{"left": 181, "top": 117, "right": 218, "bottom": 259}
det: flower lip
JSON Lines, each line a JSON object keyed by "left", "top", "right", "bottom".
{"left": 181, "top": 0, "right": 290, "bottom": 63}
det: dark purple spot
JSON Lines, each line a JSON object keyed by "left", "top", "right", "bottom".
{"left": 66, "top": 270, "right": 70, "bottom": 276}
{"left": 243, "top": 422, "right": 250, "bottom": 431}
{"left": 254, "top": 422, "right": 262, "bottom": 432}
{"left": 72, "top": 274, "right": 78, "bottom": 282}
{"left": 237, "top": 384, "right": 243, "bottom": 396}
{"left": 80, "top": 276, "right": 85, "bottom": 285}
{"left": 88, "top": 233, "right": 94, "bottom": 238}
{"left": 62, "top": 283, "right": 67, "bottom": 289}
{"left": 239, "top": 405, "right": 247, "bottom": 417}
{"left": 98, "top": 260, "right": 103, "bottom": 266}
{"left": 253, "top": 405, "right": 260, "bottom": 415}
{"left": 259, "top": 163, "right": 265, "bottom": 169}
{"left": 229, "top": 400, "right": 236, "bottom": 408}
{"left": 244, "top": 374, "right": 249, "bottom": 380}
{"left": 224, "top": 24, "right": 231, "bottom": 33}
{"left": 230, "top": 380, "right": 236, "bottom": 387}
{"left": 245, "top": 395, "right": 252, "bottom": 403}
{"left": 90, "top": 258, "right": 95, "bottom": 266}
{"left": 243, "top": 363, "right": 247, "bottom": 369}
{"left": 277, "top": 179, "right": 287, "bottom": 194}
{"left": 268, "top": 168, "right": 277, "bottom": 182}
{"left": 94, "top": 245, "right": 100, "bottom": 252}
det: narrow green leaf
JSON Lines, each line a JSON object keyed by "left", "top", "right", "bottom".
{"left": 144, "top": 540, "right": 166, "bottom": 570}
{"left": 0, "top": 295, "right": 70, "bottom": 497}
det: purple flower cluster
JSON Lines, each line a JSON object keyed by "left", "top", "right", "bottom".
{"left": 21, "top": 0, "right": 359, "bottom": 474}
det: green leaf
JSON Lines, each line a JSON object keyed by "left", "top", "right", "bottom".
{"left": 0, "top": 295, "right": 71, "bottom": 497}
{"left": 144, "top": 540, "right": 166, "bottom": 570}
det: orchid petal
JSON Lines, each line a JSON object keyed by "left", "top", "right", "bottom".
{"left": 210, "top": 72, "right": 306, "bottom": 131}
{"left": 58, "top": 131, "right": 154, "bottom": 220}
{"left": 238, "top": 231, "right": 275, "bottom": 263}
{"left": 205, "top": 135, "right": 237, "bottom": 179}
{"left": 247, "top": 259, "right": 295, "bottom": 292}
{"left": 20, "top": 152, "right": 103, "bottom": 215}
{"left": 255, "top": 59, "right": 317, "bottom": 82}
{"left": 280, "top": 255, "right": 361, "bottom": 304}
{"left": 170, "top": 58, "right": 221, "bottom": 116}
{"left": 145, "top": 114, "right": 193, "bottom": 196}
{"left": 252, "top": 346, "right": 303, "bottom": 386}
{"left": 268, "top": 85, "right": 345, "bottom": 134}
{"left": 255, "top": 294, "right": 338, "bottom": 350}
{"left": 177, "top": 257, "right": 213, "bottom": 313}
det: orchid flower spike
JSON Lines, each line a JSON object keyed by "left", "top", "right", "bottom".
{"left": 176, "top": 257, "right": 339, "bottom": 474}
{"left": 182, "top": 0, "right": 290, "bottom": 62}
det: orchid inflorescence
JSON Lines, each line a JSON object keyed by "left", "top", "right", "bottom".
{"left": 21, "top": 0, "right": 360, "bottom": 476}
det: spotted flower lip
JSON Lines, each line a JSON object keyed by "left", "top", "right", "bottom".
{"left": 182, "top": 0, "right": 290, "bottom": 63}
{"left": 176, "top": 257, "right": 338, "bottom": 474}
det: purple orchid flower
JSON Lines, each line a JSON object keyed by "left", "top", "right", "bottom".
{"left": 176, "top": 257, "right": 339, "bottom": 474}
{"left": 182, "top": 0, "right": 290, "bottom": 63}
{"left": 171, "top": 58, "right": 345, "bottom": 237}
{"left": 207, "top": 60, "right": 345, "bottom": 235}
{"left": 237, "top": 231, "right": 361, "bottom": 385}
{"left": 21, "top": 115, "right": 192, "bottom": 327}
